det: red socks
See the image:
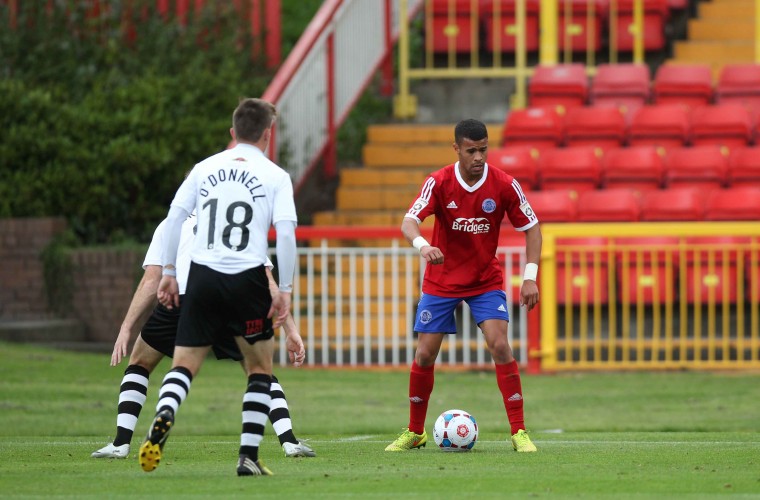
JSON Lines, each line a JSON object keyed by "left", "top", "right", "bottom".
{"left": 495, "top": 360, "right": 525, "bottom": 435}
{"left": 407, "top": 361, "right": 434, "bottom": 434}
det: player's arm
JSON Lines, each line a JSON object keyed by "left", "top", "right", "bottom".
{"left": 401, "top": 217, "right": 443, "bottom": 265}
{"left": 265, "top": 266, "right": 284, "bottom": 329}
{"left": 111, "top": 265, "right": 161, "bottom": 366}
{"left": 273, "top": 219, "right": 296, "bottom": 326}
{"left": 265, "top": 262, "right": 305, "bottom": 366}
{"left": 520, "top": 224, "right": 542, "bottom": 311}
{"left": 157, "top": 205, "right": 188, "bottom": 310}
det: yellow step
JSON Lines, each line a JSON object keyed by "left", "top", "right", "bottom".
{"left": 363, "top": 143, "right": 456, "bottom": 168}
{"left": 298, "top": 274, "right": 421, "bottom": 299}
{"left": 312, "top": 210, "right": 397, "bottom": 226}
{"left": 367, "top": 124, "right": 457, "bottom": 144}
{"left": 366, "top": 123, "right": 504, "bottom": 145}
{"left": 335, "top": 186, "right": 420, "bottom": 210}
{"left": 296, "top": 316, "right": 411, "bottom": 339}
{"left": 298, "top": 254, "right": 423, "bottom": 274}
{"left": 340, "top": 168, "right": 429, "bottom": 187}
{"left": 698, "top": 1, "right": 754, "bottom": 19}
{"left": 295, "top": 300, "right": 417, "bottom": 316}
{"left": 687, "top": 19, "right": 754, "bottom": 41}
{"left": 672, "top": 40, "right": 754, "bottom": 64}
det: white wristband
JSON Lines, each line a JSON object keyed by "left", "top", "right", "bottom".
{"left": 162, "top": 267, "right": 177, "bottom": 277}
{"left": 412, "top": 236, "right": 430, "bottom": 252}
{"left": 523, "top": 263, "right": 538, "bottom": 281}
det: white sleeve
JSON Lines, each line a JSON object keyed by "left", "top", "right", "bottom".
{"left": 143, "top": 219, "right": 167, "bottom": 268}
{"left": 162, "top": 205, "right": 190, "bottom": 269}
{"left": 274, "top": 220, "right": 297, "bottom": 291}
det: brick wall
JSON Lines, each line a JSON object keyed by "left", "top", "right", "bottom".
{"left": 0, "top": 217, "right": 144, "bottom": 343}
{"left": 0, "top": 217, "right": 67, "bottom": 320}
{"left": 69, "top": 248, "right": 144, "bottom": 343}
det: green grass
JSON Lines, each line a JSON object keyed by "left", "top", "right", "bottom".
{"left": 1, "top": 341, "right": 759, "bottom": 498}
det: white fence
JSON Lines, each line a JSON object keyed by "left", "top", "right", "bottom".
{"left": 273, "top": 243, "right": 529, "bottom": 367}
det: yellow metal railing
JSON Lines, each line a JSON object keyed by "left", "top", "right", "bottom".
{"left": 395, "top": 0, "right": 661, "bottom": 118}
{"left": 538, "top": 222, "right": 760, "bottom": 371}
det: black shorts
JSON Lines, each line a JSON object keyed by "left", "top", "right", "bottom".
{"left": 176, "top": 262, "right": 274, "bottom": 349}
{"left": 141, "top": 296, "right": 243, "bottom": 361}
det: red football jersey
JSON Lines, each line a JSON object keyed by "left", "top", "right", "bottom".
{"left": 405, "top": 163, "right": 538, "bottom": 297}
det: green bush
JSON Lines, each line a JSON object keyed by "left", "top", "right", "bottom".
{"left": 0, "top": 2, "right": 283, "bottom": 244}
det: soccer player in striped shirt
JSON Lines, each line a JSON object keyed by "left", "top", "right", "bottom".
{"left": 385, "top": 119, "right": 542, "bottom": 453}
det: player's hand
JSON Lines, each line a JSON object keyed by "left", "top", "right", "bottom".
{"left": 269, "top": 291, "right": 291, "bottom": 329}
{"left": 285, "top": 331, "right": 306, "bottom": 367}
{"left": 519, "top": 280, "right": 539, "bottom": 311}
{"left": 157, "top": 275, "right": 180, "bottom": 310}
{"left": 420, "top": 245, "right": 444, "bottom": 265}
{"left": 110, "top": 327, "right": 131, "bottom": 366}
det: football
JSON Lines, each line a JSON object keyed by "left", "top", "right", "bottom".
{"left": 432, "top": 409, "right": 478, "bottom": 451}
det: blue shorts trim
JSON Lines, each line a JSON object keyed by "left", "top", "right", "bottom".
{"left": 414, "top": 289, "right": 509, "bottom": 334}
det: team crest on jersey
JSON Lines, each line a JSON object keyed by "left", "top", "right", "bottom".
{"left": 419, "top": 309, "right": 433, "bottom": 324}
{"left": 482, "top": 198, "right": 496, "bottom": 213}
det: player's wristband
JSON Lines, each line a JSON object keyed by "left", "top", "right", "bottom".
{"left": 162, "top": 267, "right": 177, "bottom": 277}
{"left": 412, "top": 236, "right": 430, "bottom": 252}
{"left": 279, "top": 284, "right": 293, "bottom": 293}
{"left": 523, "top": 263, "right": 538, "bottom": 281}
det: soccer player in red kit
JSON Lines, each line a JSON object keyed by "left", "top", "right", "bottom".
{"left": 385, "top": 119, "right": 541, "bottom": 453}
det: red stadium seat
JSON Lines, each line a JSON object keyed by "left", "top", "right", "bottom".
{"left": 704, "top": 187, "right": 760, "bottom": 221}
{"left": 428, "top": 0, "right": 477, "bottom": 54}
{"left": 716, "top": 63, "right": 760, "bottom": 114}
{"left": 556, "top": 236, "right": 610, "bottom": 304}
{"left": 482, "top": 0, "right": 541, "bottom": 53}
{"left": 528, "top": 64, "right": 589, "bottom": 112}
{"left": 538, "top": 146, "right": 602, "bottom": 192}
{"left": 576, "top": 189, "right": 642, "bottom": 222}
{"left": 502, "top": 107, "right": 564, "bottom": 151}
{"left": 526, "top": 189, "right": 579, "bottom": 222}
{"left": 728, "top": 146, "right": 760, "bottom": 187}
{"left": 663, "top": 145, "right": 729, "bottom": 193}
{"left": 689, "top": 104, "right": 754, "bottom": 149}
{"left": 563, "top": 106, "right": 627, "bottom": 152}
{"left": 602, "top": 146, "right": 664, "bottom": 193}
{"left": 652, "top": 64, "right": 713, "bottom": 108}
{"left": 614, "top": 236, "right": 679, "bottom": 305}
{"left": 627, "top": 104, "right": 690, "bottom": 151}
{"left": 614, "top": 0, "right": 670, "bottom": 52}
{"left": 590, "top": 63, "right": 651, "bottom": 117}
{"left": 557, "top": 0, "right": 608, "bottom": 51}
{"left": 488, "top": 146, "right": 539, "bottom": 190}
{"left": 640, "top": 188, "right": 705, "bottom": 221}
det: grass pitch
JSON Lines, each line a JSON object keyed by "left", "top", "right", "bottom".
{"left": 1, "top": 341, "right": 759, "bottom": 498}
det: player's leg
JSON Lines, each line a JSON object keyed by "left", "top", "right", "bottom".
{"left": 270, "top": 374, "right": 316, "bottom": 457}
{"left": 473, "top": 290, "right": 536, "bottom": 452}
{"left": 93, "top": 303, "right": 180, "bottom": 459}
{"left": 91, "top": 337, "right": 164, "bottom": 458}
{"left": 235, "top": 336, "right": 274, "bottom": 476}
{"left": 210, "top": 330, "right": 312, "bottom": 457}
{"left": 139, "top": 345, "right": 209, "bottom": 472}
{"left": 386, "top": 293, "right": 457, "bottom": 451}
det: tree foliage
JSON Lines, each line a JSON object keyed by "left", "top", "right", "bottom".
{"left": 0, "top": 1, "right": 275, "bottom": 244}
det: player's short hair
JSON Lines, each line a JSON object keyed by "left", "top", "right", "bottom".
{"left": 232, "top": 98, "right": 277, "bottom": 143}
{"left": 454, "top": 119, "right": 488, "bottom": 145}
